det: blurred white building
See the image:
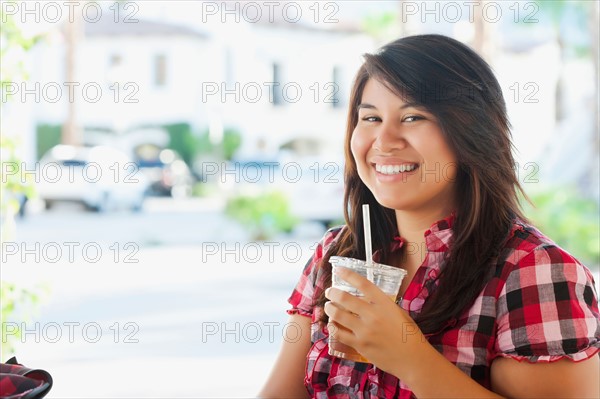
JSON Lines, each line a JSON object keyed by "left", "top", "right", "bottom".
{"left": 8, "top": 1, "right": 596, "bottom": 199}
{"left": 23, "top": 2, "right": 373, "bottom": 161}
{"left": 32, "top": 17, "right": 211, "bottom": 131}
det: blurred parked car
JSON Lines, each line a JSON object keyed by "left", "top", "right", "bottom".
{"left": 278, "top": 142, "right": 345, "bottom": 227}
{"left": 134, "top": 144, "right": 193, "bottom": 198}
{"left": 231, "top": 137, "right": 345, "bottom": 227}
{"left": 37, "top": 145, "right": 149, "bottom": 212}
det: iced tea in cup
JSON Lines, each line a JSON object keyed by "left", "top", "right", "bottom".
{"left": 328, "top": 256, "right": 407, "bottom": 363}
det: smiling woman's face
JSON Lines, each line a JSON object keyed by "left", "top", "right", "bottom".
{"left": 350, "top": 78, "right": 459, "bottom": 214}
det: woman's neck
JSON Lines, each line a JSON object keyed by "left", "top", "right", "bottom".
{"left": 396, "top": 208, "right": 452, "bottom": 238}
{"left": 394, "top": 208, "right": 454, "bottom": 269}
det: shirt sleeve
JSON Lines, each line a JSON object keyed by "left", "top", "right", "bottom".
{"left": 287, "top": 227, "right": 343, "bottom": 318}
{"left": 495, "top": 244, "right": 600, "bottom": 363}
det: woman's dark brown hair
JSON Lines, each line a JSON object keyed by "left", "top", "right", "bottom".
{"left": 317, "top": 34, "right": 529, "bottom": 334}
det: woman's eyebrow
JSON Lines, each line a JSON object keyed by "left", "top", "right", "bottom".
{"left": 400, "top": 102, "right": 423, "bottom": 110}
{"left": 357, "top": 102, "right": 423, "bottom": 110}
{"left": 357, "top": 103, "right": 377, "bottom": 110}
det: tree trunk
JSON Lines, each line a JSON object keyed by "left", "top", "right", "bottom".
{"left": 61, "top": 13, "right": 82, "bottom": 145}
{"left": 555, "top": 35, "right": 565, "bottom": 122}
{"left": 473, "top": 2, "right": 486, "bottom": 57}
{"left": 397, "top": 0, "right": 405, "bottom": 38}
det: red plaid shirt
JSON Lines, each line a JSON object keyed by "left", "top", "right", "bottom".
{"left": 287, "top": 214, "right": 600, "bottom": 398}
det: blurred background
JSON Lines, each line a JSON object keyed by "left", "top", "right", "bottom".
{"left": 1, "top": 0, "right": 598, "bottom": 397}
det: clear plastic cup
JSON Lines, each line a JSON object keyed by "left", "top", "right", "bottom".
{"left": 328, "top": 255, "right": 407, "bottom": 363}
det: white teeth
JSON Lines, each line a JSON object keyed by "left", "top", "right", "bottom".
{"left": 375, "top": 163, "right": 418, "bottom": 175}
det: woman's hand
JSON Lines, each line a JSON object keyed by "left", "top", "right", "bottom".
{"left": 324, "top": 266, "right": 429, "bottom": 377}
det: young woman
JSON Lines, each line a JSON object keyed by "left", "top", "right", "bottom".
{"left": 258, "top": 34, "right": 600, "bottom": 398}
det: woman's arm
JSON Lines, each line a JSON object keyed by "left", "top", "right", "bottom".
{"left": 257, "top": 314, "right": 312, "bottom": 399}
{"left": 389, "top": 338, "right": 599, "bottom": 398}
{"left": 491, "top": 355, "right": 600, "bottom": 398}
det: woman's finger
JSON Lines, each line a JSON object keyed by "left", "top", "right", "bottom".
{"left": 323, "top": 300, "right": 362, "bottom": 332}
{"left": 325, "top": 287, "right": 370, "bottom": 316}
{"left": 333, "top": 267, "right": 388, "bottom": 303}
{"left": 327, "top": 321, "right": 357, "bottom": 348}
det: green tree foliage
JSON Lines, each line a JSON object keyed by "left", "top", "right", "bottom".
{"left": 1, "top": 7, "right": 44, "bottom": 356}
{"left": 35, "top": 124, "right": 62, "bottom": 159}
{"left": 162, "top": 122, "right": 197, "bottom": 166}
{"left": 222, "top": 128, "right": 242, "bottom": 161}
{"left": 154, "top": 124, "right": 242, "bottom": 165}
{"left": 534, "top": 0, "right": 594, "bottom": 57}
{"left": 523, "top": 189, "right": 600, "bottom": 267}
{"left": 225, "top": 191, "right": 298, "bottom": 240}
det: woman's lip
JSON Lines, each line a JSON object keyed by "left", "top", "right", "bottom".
{"left": 369, "top": 161, "right": 420, "bottom": 167}
{"left": 373, "top": 165, "right": 420, "bottom": 181}
{"left": 370, "top": 157, "right": 420, "bottom": 165}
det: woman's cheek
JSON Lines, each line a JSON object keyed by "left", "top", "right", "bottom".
{"left": 350, "top": 129, "right": 368, "bottom": 161}
{"left": 350, "top": 137, "right": 366, "bottom": 177}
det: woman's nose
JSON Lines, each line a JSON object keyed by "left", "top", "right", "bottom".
{"left": 372, "top": 124, "right": 406, "bottom": 153}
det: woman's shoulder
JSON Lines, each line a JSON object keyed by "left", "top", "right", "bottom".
{"left": 503, "top": 218, "right": 560, "bottom": 254}
{"left": 490, "top": 219, "right": 600, "bottom": 364}
{"left": 496, "top": 218, "right": 595, "bottom": 286}
{"left": 317, "top": 225, "right": 346, "bottom": 253}
{"left": 299, "top": 225, "right": 347, "bottom": 272}
{"left": 323, "top": 224, "right": 345, "bottom": 239}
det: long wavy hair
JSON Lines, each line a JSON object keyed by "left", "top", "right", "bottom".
{"left": 316, "top": 34, "right": 529, "bottom": 334}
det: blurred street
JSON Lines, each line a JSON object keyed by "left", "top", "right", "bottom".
{"left": 3, "top": 198, "right": 326, "bottom": 397}
{"left": 4, "top": 198, "right": 598, "bottom": 397}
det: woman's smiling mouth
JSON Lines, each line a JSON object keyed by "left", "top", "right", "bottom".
{"left": 374, "top": 163, "right": 419, "bottom": 175}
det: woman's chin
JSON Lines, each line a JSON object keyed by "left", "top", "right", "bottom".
{"left": 372, "top": 195, "right": 412, "bottom": 211}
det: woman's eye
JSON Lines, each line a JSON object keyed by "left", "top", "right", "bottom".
{"left": 403, "top": 115, "right": 424, "bottom": 122}
{"left": 361, "top": 116, "right": 381, "bottom": 122}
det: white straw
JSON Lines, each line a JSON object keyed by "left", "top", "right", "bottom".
{"left": 362, "top": 204, "right": 374, "bottom": 282}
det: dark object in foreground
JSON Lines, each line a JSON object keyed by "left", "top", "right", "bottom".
{"left": 0, "top": 357, "right": 53, "bottom": 399}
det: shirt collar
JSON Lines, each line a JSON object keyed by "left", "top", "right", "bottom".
{"left": 391, "top": 212, "right": 455, "bottom": 253}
